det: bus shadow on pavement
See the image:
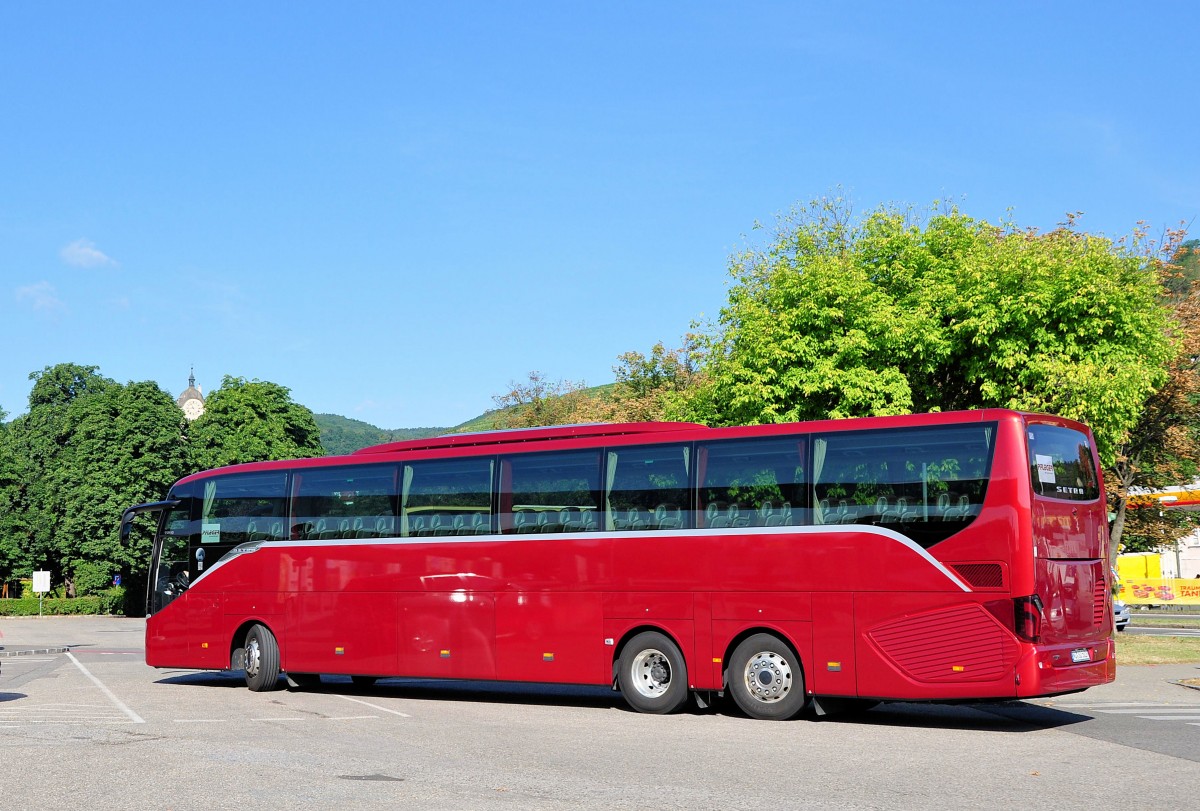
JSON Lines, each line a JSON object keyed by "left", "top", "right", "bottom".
{"left": 0, "top": 692, "right": 27, "bottom": 703}
{"left": 154, "top": 672, "right": 623, "bottom": 709}
{"left": 834, "top": 700, "right": 1091, "bottom": 732}
{"left": 314, "top": 677, "right": 622, "bottom": 710}
{"left": 156, "top": 670, "right": 254, "bottom": 689}
{"left": 146, "top": 674, "right": 1093, "bottom": 728}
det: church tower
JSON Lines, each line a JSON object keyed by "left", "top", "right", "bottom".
{"left": 177, "top": 368, "right": 205, "bottom": 421}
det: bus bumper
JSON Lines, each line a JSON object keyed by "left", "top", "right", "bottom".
{"left": 1014, "top": 636, "right": 1116, "bottom": 698}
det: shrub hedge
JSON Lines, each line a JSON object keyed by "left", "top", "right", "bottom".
{"left": 0, "top": 587, "right": 126, "bottom": 616}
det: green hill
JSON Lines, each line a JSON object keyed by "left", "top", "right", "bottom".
{"left": 316, "top": 383, "right": 618, "bottom": 453}
{"left": 314, "top": 414, "right": 447, "bottom": 455}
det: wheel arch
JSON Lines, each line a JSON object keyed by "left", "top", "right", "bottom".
{"left": 610, "top": 624, "right": 689, "bottom": 687}
{"left": 229, "top": 617, "right": 277, "bottom": 668}
{"left": 721, "top": 625, "right": 807, "bottom": 690}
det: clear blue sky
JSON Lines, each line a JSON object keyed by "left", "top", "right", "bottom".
{"left": 2, "top": 3, "right": 1197, "bottom": 429}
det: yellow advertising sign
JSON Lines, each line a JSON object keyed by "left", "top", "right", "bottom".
{"left": 1116, "top": 578, "right": 1200, "bottom": 605}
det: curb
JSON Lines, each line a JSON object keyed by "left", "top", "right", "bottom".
{"left": 0, "top": 646, "right": 70, "bottom": 657}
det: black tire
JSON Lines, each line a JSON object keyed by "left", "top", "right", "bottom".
{"left": 727, "top": 633, "right": 806, "bottom": 720}
{"left": 617, "top": 631, "right": 689, "bottom": 714}
{"left": 243, "top": 623, "right": 282, "bottom": 692}
{"left": 286, "top": 672, "right": 321, "bottom": 689}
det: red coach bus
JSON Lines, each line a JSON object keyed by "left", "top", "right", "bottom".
{"left": 120, "top": 409, "right": 1115, "bottom": 720}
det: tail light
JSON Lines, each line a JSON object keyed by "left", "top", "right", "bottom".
{"left": 1014, "top": 595, "right": 1044, "bottom": 643}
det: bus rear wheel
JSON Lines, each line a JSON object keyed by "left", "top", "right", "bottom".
{"left": 244, "top": 623, "right": 282, "bottom": 692}
{"left": 618, "top": 631, "right": 689, "bottom": 714}
{"left": 728, "top": 633, "right": 806, "bottom": 720}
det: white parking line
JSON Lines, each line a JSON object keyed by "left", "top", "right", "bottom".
{"left": 1135, "top": 715, "right": 1200, "bottom": 721}
{"left": 334, "top": 694, "right": 412, "bottom": 718}
{"left": 65, "top": 652, "right": 144, "bottom": 724}
{"left": 1094, "top": 707, "right": 1200, "bottom": 714}
{"left": 250, "top": 717, "right": 307, "bottom": 722}
{"left": 1054, "top": 702, "right": 1165, "bottom": 708}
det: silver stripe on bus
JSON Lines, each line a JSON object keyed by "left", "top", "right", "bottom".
{"left": 186, "top": 524, "right": 971, "bottom": 593}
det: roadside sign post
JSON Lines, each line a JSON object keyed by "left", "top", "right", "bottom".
{"left": 32, "top": 570, "right": 50, "bottom": 617}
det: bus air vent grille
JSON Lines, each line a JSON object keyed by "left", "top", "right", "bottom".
{"left": 869, "top": 604, "right": 1015, "bottom": 683}
{"left": 950, "top": 563, "right": 1004, "bottom": 589}
{"left": 1093, "top": 574, "right": 1107, "bottom": 626}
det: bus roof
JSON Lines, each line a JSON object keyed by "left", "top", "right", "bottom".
{"left": 169, "top": 408, "right": 1087, "bottom": 486}
{"left": 354, "top": 422, "right": 707, "bottom": 455}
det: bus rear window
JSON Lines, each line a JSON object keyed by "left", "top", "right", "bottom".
{"left": 1027, "top": 424, "right": 1099, "bottom": 501}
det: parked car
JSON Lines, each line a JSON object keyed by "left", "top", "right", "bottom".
{"left": 1114, "top": 599, "right": 1131, "bottom": 632}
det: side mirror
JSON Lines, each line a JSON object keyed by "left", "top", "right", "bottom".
{"left": 119, "top": 512, "right": 135, "bottom": 542}
{"left": 118, "top": 499, "right": 181, "bottom": 542}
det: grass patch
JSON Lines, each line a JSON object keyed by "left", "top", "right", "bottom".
{"left": 1129, "top": 616, "right": 1200, "bottom": 629}
{"left": 1115, "top": 633, "right": 1200, "bottom": 665}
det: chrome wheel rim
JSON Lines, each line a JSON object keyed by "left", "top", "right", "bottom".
{"left": 743, "top": 650, "right": 792, "bottom": 704}
{"left": 630, "top": 648, "right": 673, "bottom": 698}
{"left": 245, "top": 636, "right": 261, "bottom": 678}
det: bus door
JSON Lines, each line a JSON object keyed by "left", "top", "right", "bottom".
{"left": 143, "top": 498, "right": 204, "bottom": 665}
{"left": 1026, "top": 423, "right": 1111, "bottom": 664}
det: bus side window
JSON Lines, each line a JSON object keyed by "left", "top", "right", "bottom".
{"left": 605, "top": 444, "right": 691, "bottom": 531}
{"left": 499, "top": 451, "right": 600, "bottom": 535}
{"left": 813, "top": 424, "right": 996, "bottom": 547}
{"left": 402, "top": 458, "right": 494, "bottom": 537}
{"left": 201, "top": 472, "right": 289, "bottom": 548}
{"left": 292, "top": 464, "right": 400, "bottom": 540}
{"left": 699, "top": 437, "right": 807, "bottom": 528}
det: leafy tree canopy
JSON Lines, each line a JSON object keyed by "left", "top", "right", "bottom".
{"left": 188, "top": 376, "right": 324, "bottom": 469}
{"left": 681, "top": 198, "right": 1175, "bottom": 464}
{"left": 0, "top": 364, "right": 189, "bottom": 595}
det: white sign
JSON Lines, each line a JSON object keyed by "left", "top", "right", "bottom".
{"left": 32, "top": 570, "right": 51, "bottom": 593}
{"left": 1035, "top": 454, "right": 1056, "bottom": 485}
{"left": 201, "top": 523, "right": 221, "bottom": 543}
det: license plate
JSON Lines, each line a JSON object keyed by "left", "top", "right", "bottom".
{"left": 1070, "top": 648, "right": 1091, "bottom": 663}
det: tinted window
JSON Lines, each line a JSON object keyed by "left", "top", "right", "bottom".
{"left": 152, "top": 485, "right": 200, "bottom": 614}
{"left": 700, "top": 437, "right": 807, "bottom": 528}
{"left": 403, "top": 457, "right": 494, "bottom": 536}
{"left": 606, "top": 444, "right": 691, "bottom": 531}
{"left": 814, "top": 423, "right": 996, "bottom": 548}
{"left": 293, "top": 465, "right": 399, "bottom": 540}
{"left": 502, "top": 451, "right": 601, "bottom": 534}
{"left": 1027, "top": 424, "right": 1099, "bottom": 501}
{"left": 200, "top": 472, "right": 289, "bottom": 546}
{"left": 151, "top": 472, "right": 289, "bottom": 594}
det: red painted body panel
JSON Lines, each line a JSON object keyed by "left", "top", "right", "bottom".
{"left": 144, "top": 409, "right": 1115, "bottom": 703}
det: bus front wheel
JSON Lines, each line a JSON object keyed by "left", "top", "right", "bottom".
{"left": 244, "top": 623, "right": 283, "bottom": 692}
{"left": 727, "top": 633, "right": 806, "bottom": 720}
{"left": 618, "top": 631, "right": 689, "bottom": 714}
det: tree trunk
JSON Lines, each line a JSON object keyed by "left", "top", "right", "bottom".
{"left": 1109, "top": 496, "right": 1127, "bottom": 564}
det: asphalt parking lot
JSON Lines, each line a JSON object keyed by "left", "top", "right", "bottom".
{"left": 3, "top": 616, "right": 1200, "bottom": 810}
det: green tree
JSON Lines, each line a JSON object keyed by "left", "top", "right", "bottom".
{"left": 610, "top": 339, "right": 706, "bottom": 423}
{"left": 0, "top": 406, "right": 20, "bottom": 584}
{"left": 2, "top": 365, "right": 192, "bottom": 598}
{"left": 188, "top": 376, "right": 324, "bottom": 469}
{"left": 1161, "top": 238, "right": 1200, "bottom": 299}
{"left": 55, "top": 380, "right": 190, "bottom": 596}
{"left": 684, "top": 199, "right": 1175, "bottom": 464}
{"left": 1108, "top": 232, "right": 1200, "bottom": 552}
{"left": 5, "top": 364, "right": 116, "bottom": 591}
{"left": 487, "top": 372, "right": 602, "bottom": 429}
